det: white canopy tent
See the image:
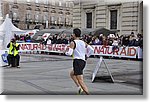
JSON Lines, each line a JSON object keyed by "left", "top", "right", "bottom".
{"left": 0, "top": 14, "right": 26, "bottom": 50}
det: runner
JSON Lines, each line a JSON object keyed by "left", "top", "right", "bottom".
{"left": 65, "top": 28, "right": 94, "bottom": 95}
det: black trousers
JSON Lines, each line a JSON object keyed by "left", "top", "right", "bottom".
{"left": 7, "top": 54, "right": 13, "bottom": 66}
{"left": 14, "top": 54, "right": 20, "bottom": 66}
{"left": 7, "top": 54, "right": 20, "bottom": 67}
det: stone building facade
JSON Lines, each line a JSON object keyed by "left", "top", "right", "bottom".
{"left": 0, "top": 0, "right": 2, "bottom": 24}
{"left": 73, "top": 0, "right": 143, "bottom": 35}
{"left": 1, "top": 0, "right": 74, "bottom": 30}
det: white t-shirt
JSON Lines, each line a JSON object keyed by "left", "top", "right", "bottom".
{"left": 112, "top": 40, "right": 118, "bottom": 46}
{"left": 47, "top": 39, "right": 51, "bottom": 44}
{"left": 73, "top": 40, "right": 86, "bottom": 61}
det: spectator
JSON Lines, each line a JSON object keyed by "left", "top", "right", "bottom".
{"left": 7, "top": 39, "right": 20, "bottom": 68}
{"left": 102, "top": 36, "right": 108, "bottom": 46}
{"left": 59, "top": 34, "right": 68, "bottom": 44}
{"left": 112, "top": 38, "right": 119, "bottom": 52}
{"left": 46, "top": 39, "right": 52, "bottom": 45}
{"left": 25, "top": 34, "right": 31, "bottom": 42}
{"left": 122, "top": 35, "right": 129, "bottom": 46}
{"left": 56, "top": 36, "right": 62, "bottom": 44}
{"left": 134, "top": 33, "right": 143, "bottom": 47}
{"left": 118, "top": 35, "right": 123, "bottom": 46}
{"left": 69, "top": 34, "right": 74, "bottom": 42}
{"left": 108, "top": 39, "right": 113, "bottom": 46}
{"left": 86, "top": 34, "right": 92, "bottom": 44}
{"left": 51, "top": 34, "right": 58, "bottom": 44}
{"left": 129, "top": 32, "right": 136, "bottom": 46}
{"left": 92, "top": 36, "right": 101, "bottom": 45}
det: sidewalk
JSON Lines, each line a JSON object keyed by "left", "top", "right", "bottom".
{"left": 2, "top": 54, "right": 142, "bottom": 95}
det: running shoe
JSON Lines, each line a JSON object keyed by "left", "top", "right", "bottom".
{"left": 17, "top": 66, "right": 20, "bottom": 68}
{"left": 78, "top": 87, "right": 83, "bottom": 95}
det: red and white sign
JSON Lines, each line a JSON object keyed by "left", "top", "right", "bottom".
{"left": 42, "top": 33, "right": 51, "bottom": 40}
{"left": 18, "top": 43, "right": 141, "bottom": 59}
{"left": 93, "top": 45, "right": 138, "bottom": 58}
{"left": 19, "top": 43, "right": 69, "bottom": 53}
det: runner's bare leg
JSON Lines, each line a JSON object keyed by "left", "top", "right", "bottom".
{"left": 76, "top": 75, "right": 89, "bottom": 95}
{"left": 70, "top": 70, "right": 80, "bottom": 87}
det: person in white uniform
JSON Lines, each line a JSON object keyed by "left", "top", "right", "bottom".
{"left": 65, "top": 28, "right": 94, "bottom": 95}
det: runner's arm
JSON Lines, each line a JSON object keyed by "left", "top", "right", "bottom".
{"left": 85, "top": 42, "right": 94, "bottom": 57}
{"left": 64, "top": 41, "right": 74, "bottom": 56}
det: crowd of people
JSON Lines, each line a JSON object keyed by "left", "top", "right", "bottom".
{"left": 43, "top": 32, "right": 143, "bottom": 48}
{"left": 42, "top": 34, "right": 70, "bottom": 45}
{"left": 14, "top": 34, "right": 31, "bottom": 42}
{"left": 13, "top": 31, "right": 143, "bottom": 49}
{"left": 83, "top": 32, "right": 143, "bottom": 48}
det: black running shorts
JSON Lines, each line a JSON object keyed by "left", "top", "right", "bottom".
{"left": 73, "top": 59, "right": 86, "bottom": 75}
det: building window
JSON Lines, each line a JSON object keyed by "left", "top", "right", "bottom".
{"left": 86, "top": 12, "right": 92, "bottom": 28}
{"left": 26, "top": 12, "right": 32, "bottom": 21}
{"left": 27, "top": 0, "right": 30, "bottom": 3}
{"left": 59, "top": 1, "right": 62, "bottom": 7}
{"left": 35, "top": 0, "right": 39, "bottom": 4}
{"left": 44, "top": 0, "right": 48, "bottom": 5}
{"left": 66, "top": 2, "right": 69, "bottom": 7}
{"left": 26, "top": 13, "right": 31, "bottom": 20}
{"left": 44, "top": 15, "right": 47, "bottom": 20}
{"left": 58, "top": 17, "right": 61, "bottom": 24}
{"left": 70, "top": 19, "right": 72, "bottom": 26}
{"left": 35, "top": 12, "right": 40, "bottom": 22}
{"left": 26, "top": 13, "right": 31, "bottom": 29}
{"left": 43, "top": 14, "right": 48, "bottom": 22}
{"left": 51, "top": 16, "right": 55, "bottom": 24}
{"left": 26, "top": 0, "right": 31, "bottom": 5}
{"left": 110, "top": 10, "right": 117, "bottom": 29}
{"left": 14, "top": 0, "right": 17, "bottom": 4}
{"left": 58, "top": 17, "right": 64, "bottom": 24}
{"left": 51, "top": 1, "right": 55, "bottom": 6}
{"left": 36, "top": 14, "right": 39, "bottom": 20}
{"left": 35, "top": 0, "right": 40, "bottom": 7}
{"left": 13, "top": 12, "right": 17, "bottom": 19}
{"left": 66, "top": 17, "right": 69, "bottom": 25}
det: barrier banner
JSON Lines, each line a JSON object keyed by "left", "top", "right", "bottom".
{"left": 0, "top": 50, "right": 8, "bottom": 66}
{"left": 18, "top": 43, "right": 139, "bottom": 58}
{"left": 19, "top": 43, "right": 69, "bottom": 53}
{"left": 93, "top": 45, "right": 138, "bottom": 58}
{"left": 138, "top": 47, "right": 143, "bottom": 59}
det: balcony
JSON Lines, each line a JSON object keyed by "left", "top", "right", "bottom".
{"left": 35, "top": 8, "right": 41, "bottom": 11}
{"left": 51, "top": 10, "right": 56, "bottom": 13}
{"left": 44, "top": 4, "right": 49, "bottom": 8}
{"left": 43, "top": 9, "right": 49, "bottom": 12}
{"left": 26, "top": 19, "right": 33, "bottom": 24}
{"left": 27, "top": 3, "right": 31, "bottom": 6}
{"left": 66, "top": 12, "right": 70, "bottom": 15}
{"left": 36, "top": 3, "right": 40, "bottom": 7}
{"left": 50, "top": 21, "right": 56, "bottom": 26}
{"left": 26, "top": 7, "right": 32, "bottom": 10}
{"left": 33, "top": 19, "right": 43, "bottom": 24}
{"left": 58, "top": 11, "right": 63, "bottom": 14}
{"left": 12, "top": 5, "right": 19, "bottom": 9}
{"left": 13, "top": 18, "right": 20, "bottom": 23}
